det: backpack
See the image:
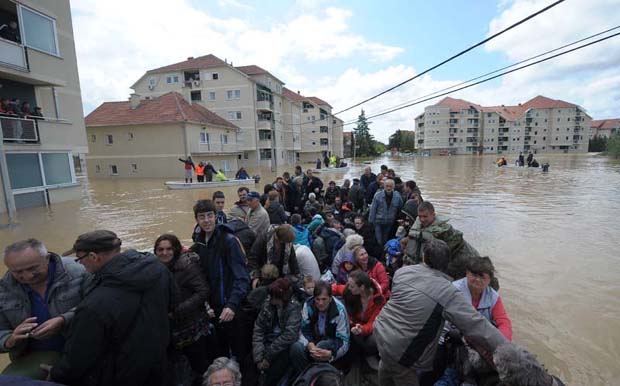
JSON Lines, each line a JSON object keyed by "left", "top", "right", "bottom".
{"left": 290, "top": 363, "right": 343, "bottom": 386}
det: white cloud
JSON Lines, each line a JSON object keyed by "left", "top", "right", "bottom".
{"left": 71, "top": 0, "right": 402, "bottom": 113}
{"left": 217, "top": 0, "right": 254, "bottom": 11}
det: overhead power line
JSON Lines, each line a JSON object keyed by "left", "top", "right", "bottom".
{"left": 333, "top": 0, "right": 565, "bottom": 116}
{"left": 358, "top": 25, "right": 620, "bottom": 120}
{"left": 341, "top": 29, "right": 620, "bottom": 127}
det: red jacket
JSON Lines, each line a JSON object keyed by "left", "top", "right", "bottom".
{"left": 361, "top": 257, "right": 391, "bottom": 298}
{"left": 332, "top": 278, "right": 386, "bottom": 336}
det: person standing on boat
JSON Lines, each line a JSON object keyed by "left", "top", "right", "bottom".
{"left": 190, "top": 200, "right": 251, "bottom": 364}
{"left": 179, "top": 156, "right": 195, "bottom": 183}
{"left": 316, "top": 158, "right": 322, "bottom": 170}
{"left": 306, "top": 169, "right": 324, "bottom": 199}
{"left": 360, "top": 166, "right": 376, "bottom": 197}
{"left": 235, "top": 167, "right": 250, "bottom": 180}
{"left": 195, "top": 162, "right": 206, "bottom": 183}
{"left": 323, "top": 154, "right": 330, "bottom": 168}
{"left": 230, "top": 187, "right": 250, "bottom": 220}
{"left": 518, "top": 152, "right": 525, "bottom": 167}
{"left": 246, "top": 191, "right": 270, "bottom": 239}
{"left": 526, "top": 152, "right": 534, "bottom": 167}
{"left": 213, "top": 191, "right": 227, "bottom": 225}
{"left": 205, "top": 162, "right": 217, "bottom": 182}
{"left": 369, "top": 179, "right": 403, "bottom": 247}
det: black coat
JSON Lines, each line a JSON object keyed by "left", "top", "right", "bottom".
{"left": 360, "top": 173, "right": 377, "bottom": 192}
{"left": 306, "top": 177, "right": 324, "bottom": 197}
{"left": 267, "top": 201, "right": 288, "bottom": 225}
{"left": 51, "top": 251, "right": 174, "bottom": 386}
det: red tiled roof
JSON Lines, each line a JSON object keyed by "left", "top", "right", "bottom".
{"left": 307, "top": 96, "right": 332, "bottom": 108}
{"left": 282, "top": 87, "right": 305, "bottom": 103}
{"left": 146, "top": 54, "right": 228, "bottom": 74}
{"left": 433, "top": 97, "right": 482, "bottom": 112}
{"left": 591, "top": 118, "right": 620, "bottom": 129}
{"left": 236, "top": 65, "right": 285, "bottom": 85}
{"left": 85, "top": 92, "right": 238, "bottom": 130}
{"left": 521, "top": 95, "right": 577, "bottom": 110}
{"left": 482, "top": 105, "right": 526, "bottom": 121}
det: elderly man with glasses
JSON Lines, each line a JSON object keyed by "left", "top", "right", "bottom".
{"left": 0, "top": 238, "right": 88, "bottom": 379}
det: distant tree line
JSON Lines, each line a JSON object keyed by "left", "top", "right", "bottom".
{"left": 388, "top": 129, "right": 416, "bottom": 152}
{"left": 588, "top": 134, "right": 620, "bottom": 159}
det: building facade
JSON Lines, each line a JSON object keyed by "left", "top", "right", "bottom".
{"left": 590, "top": 119, "right": 619, "bottom": 139}
{"left": 415, "top": 96, "right": 592, "bottom": 155}
{"left": 129, "top": 54, "right": 342, "bottom": 169}
{"left": 0, "top": 0, "right": 87, "bottom": 213}
{"left": 85, "top": 93, "right": 240, "bottom": 178}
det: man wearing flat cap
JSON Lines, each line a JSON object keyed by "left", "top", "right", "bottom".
{"left": 49, "top": 230, "right": 174, "bottom": 386}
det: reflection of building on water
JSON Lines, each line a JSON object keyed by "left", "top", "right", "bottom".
{"left": 0, "top": 1, "right": 87, "bottom": 214}
{"left": 90, "top": 54, "right": 343, "bottom": 176}
{"left": 415, "top": 95, "right": 592, "bottom": 156}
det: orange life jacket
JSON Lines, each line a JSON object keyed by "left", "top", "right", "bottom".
{"left": 195, "top": 164, "right": 205, "bottom": 176}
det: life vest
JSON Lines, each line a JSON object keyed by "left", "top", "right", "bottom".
{"left": 195, "top": 165, "right": 205, "bottom": 176}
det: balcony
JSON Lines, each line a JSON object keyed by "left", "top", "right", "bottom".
{"left": 256, "top": 100, "right": 273, "bottom": 111}
{"left": 0, "top": 38, "right": 28, "bottom": 71}
{"left": 257, "top": 120, "right": 271, "bottom": 130}
{"left": 191, "top": 142, "right": 239, "bottom": 154}
{"left": 467, "top": 128, "right": 478, "bottom": 133}
{"left": 1, "top": 116, "right": 39, "bottom": 143}
{"left": 499, "top": 127, "right": 509, "bottom": 133}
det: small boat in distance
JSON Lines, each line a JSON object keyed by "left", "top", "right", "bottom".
{"left": 165, "top": 178, "right": 257, "bottom": 190}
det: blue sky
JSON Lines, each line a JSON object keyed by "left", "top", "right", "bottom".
{"left": 72, "top": 0, "right": 620, "bottom": 142}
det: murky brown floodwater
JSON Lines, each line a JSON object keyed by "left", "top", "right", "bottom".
{"left": 1, "top": 154, "right": 619, "bottom": 385}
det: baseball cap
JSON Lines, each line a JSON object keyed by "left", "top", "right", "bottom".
{"left": 68, "top": 230, "right": 122, "bottom": 255}
{"left": 247, "top": 191, "right": 261, "bottom": 200}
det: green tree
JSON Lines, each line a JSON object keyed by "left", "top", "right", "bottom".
{"left": 389, "top": 129, "right": 416, "bottom": 152}
{"left": 606, "top": 134, "right": 620, "bottom": 159}
{"left": 388, "top": 130, "right": 403, "bottom": 150}
{"left": 354, "top": 109, "right": 378, "bottom": 156}
{"left": 588, "top": 135, "right": 608, "bottom": 152}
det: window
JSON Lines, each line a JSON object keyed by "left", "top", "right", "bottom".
{"left": 243, "top": 152, "right": 249, "bottom": 160}
{"left": 42, "top": 153, "right": 72, "bottom": 185}
{"left": 212, "top": 73, "right": 219, "bottom": 80}
{"left": 109, "top": 165, "right": 118, "bottom": 176}
{"left": 191, "top": 91, "right": 202, "bottom": 101}
{"left": 259, "top": 131, "right": 271, "bottom": 140}
{"left": 220, "top": 134, "right": 228, "bottom": 144}
{"left": 90, "top": 134, "right": 96, "bottom": 142}
{"left": 228, "top": 111, "right": 242, "bottom": 120}
{"left": 6, "top": 153, "right": 43, "bottom": 189}
{"left": 320, "top": 138, "right": 329, "bottom": 146}
{"left": 222, "top": 160, "right": 230, "bottom": 172}
{"left": 320, "top": 126, "right": 328, "bottom": 133}
{"left": 95, "top": 165, "right": 101, "bottom": 173}
{"left": 200, "top": 132, "right": 210, "bottom": 144}
{"left": 166, "top": 75, "right": 179, "bottom": 84}
{"left": 128, "top": 132, "right": 134, "bottom": 141}
{"left": 148, "top": 77, "right": 156, "bottom": 86}
{"left": 106, "top": 135, "right": 113, "bottom": 145}
{"left": 131, "top": 163, "right": 138, "bottom": 173}
{"left": 259, "top": 149, "right": 272, "bottom": 160}
{"left": 19, "top": 6, "right": 59, "bottom": 56}
{"left": 227, "top": 90, "right": 241, "bottom": 100}
{"left": 208, "top": 91, "right": 216, "bottom": 101}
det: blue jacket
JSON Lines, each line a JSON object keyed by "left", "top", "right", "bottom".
{"left": 293, "top": 224, "right": 312, "bottom": 248}
{"left": 191, "top": 224, "right": 250, "bottom": 313}
{"left": 298, "top": 296, "right": 350, "bottom": 360}
{"left": 369, "top": 190, "right": 404, "bottom": 225}
{"left": 384, "top": 237, "right": 403, "bottom": 267}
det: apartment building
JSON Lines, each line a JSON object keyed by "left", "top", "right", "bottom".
{"left": 298, "top": 96, "right": 344, "bottom": 164}
{"left": 281, "top": 87, "right": 303, "bottom": 164}
{"left": 85, "top": 92, "right": 240, "bottom": 178}
{"left": 0, "top": 0, "right": 87, "bottom": 213}
{"left": 590, "top": 119, "right": 619, "bottom": 139}
{"left": 415, "top": 96, "right": 592, "bottom": 155}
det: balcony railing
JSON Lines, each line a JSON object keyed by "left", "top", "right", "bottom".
{"left": 1, "top": 116, "right": 38, "bottom": 142}
{"left": 0, "top": 38, "right": 28, "bottom": 71}
{"left": 256, "top": 100, "right": 273, "bottom": 111}
{"left": 191, "top": 142, "right": 239, "bottom": 153}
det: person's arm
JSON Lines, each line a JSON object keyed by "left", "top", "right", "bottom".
{"left": 373, "top": 262, "right": 391, "bottom": 296}
{"left": 224, "top": 236, "right": 251, "bottom": 313}
{"left": 492, "top": 296, "right": 512, "bottom": 341}
{"left": 278, "top": 207, "right": 287, "bottom": 224}
{"left": 333, "top": 306, "right": 350, "bottom": 360}
{"left": 247, "top": 231, "right": 266, "bottom": 278}
{"left": 50, "top": 307, "right": 107, "bottom": 383}
{"left": 359, "top": 302, "right": 383, "bottom": 336}
{"left": 368, "top": 195, "right": 378, "bottom": 224}
{"left": 252, "top": 306, "right": 268, "bottom": 363}
{"left": 298, "top": 302, "right": 312, "bottom": 346}
{"left": 265, "top": 302, "right": 302, "bottom": 362}
{"left": 174, "top": 259, "right": 210, "bottom": 320}
{"left": 331, "top": 283, "right": 346, "bottom": 297}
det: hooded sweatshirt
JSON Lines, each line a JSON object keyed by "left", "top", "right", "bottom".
{"left": 51, "top": 250, "right": 174, "bottom": 386}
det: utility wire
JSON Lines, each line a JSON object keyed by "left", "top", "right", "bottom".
{"left": 358, "top": 25, "right": 620, "bottom": 119}
{"left": 333, "top": 0, "right": 566, "bottom": 115}
{"left": 340, "top": 30, "right": 620, "bottom": 127}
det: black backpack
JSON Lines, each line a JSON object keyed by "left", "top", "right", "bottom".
{"left": 290, "top": 363, "right": 343, "bottom": 386}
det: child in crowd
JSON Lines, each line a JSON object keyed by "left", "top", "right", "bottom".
{"left": 336, "top": 252, "right": 357, "bottom": 285}
{"left": 303, "top": 275, "right": 316, "bottom": 299}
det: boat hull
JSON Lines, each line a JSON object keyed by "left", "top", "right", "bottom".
{"left": 165, "top": 179, "right": 256, "bottom": 190}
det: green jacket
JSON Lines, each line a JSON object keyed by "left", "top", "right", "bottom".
{"left": 405, "top": 214, "right": 479, "bottom": 279}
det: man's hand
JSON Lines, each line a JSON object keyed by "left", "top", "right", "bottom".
{"left": 4, "top": 317, "right": 38, "bottom": 349}
{"left": 310, "top": 348, "right": 332, "bottom": 362}
{"left": 31, "top": 316, "right": 64, "bottom": 340}
{"left": 257, "top": 359, "right": 270, "bottom": 370}
{"left": 351, "top": 324, "right": 362, "bottom": 336}
{"left": 219, "top": 307, "right": 235, "bottom": 322}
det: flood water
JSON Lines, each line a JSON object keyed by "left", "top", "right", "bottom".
{"left": 1, "top": 153, "right": 619, "bottom": 385}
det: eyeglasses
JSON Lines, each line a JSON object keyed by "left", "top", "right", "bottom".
{"left": 74, "top": 252, "right": 91, "bottom": 263}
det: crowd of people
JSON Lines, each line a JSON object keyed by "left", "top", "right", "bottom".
{"left": 0, "top": 164, "right": 566, "bottom": 386}
{"left": 496, "top": 151, "right": 546, "bottom": 170}
{"left": 0, "top": 97, "right": 43, "bottom": 119}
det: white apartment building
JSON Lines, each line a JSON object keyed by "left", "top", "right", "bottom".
{"left": 298, "top": 96, "right": 344, "bottom": 164}
{"left": 0, "top": 0, "right": 87, "bottom": 213}
{"left": 415, "top": 96, "right": 591, "bottom": 155}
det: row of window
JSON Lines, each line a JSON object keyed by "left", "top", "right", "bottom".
{"left": 164, "top": 72, "right": 219, "bottom": 84}
{"left": 98, "top": 160, "right": 232, "bottom": 176}
{"left": 189, "top": 89, "right": 241, "bottom": 102}
{"left": 199, "top": 132, "right": 229, "bottom": 144}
